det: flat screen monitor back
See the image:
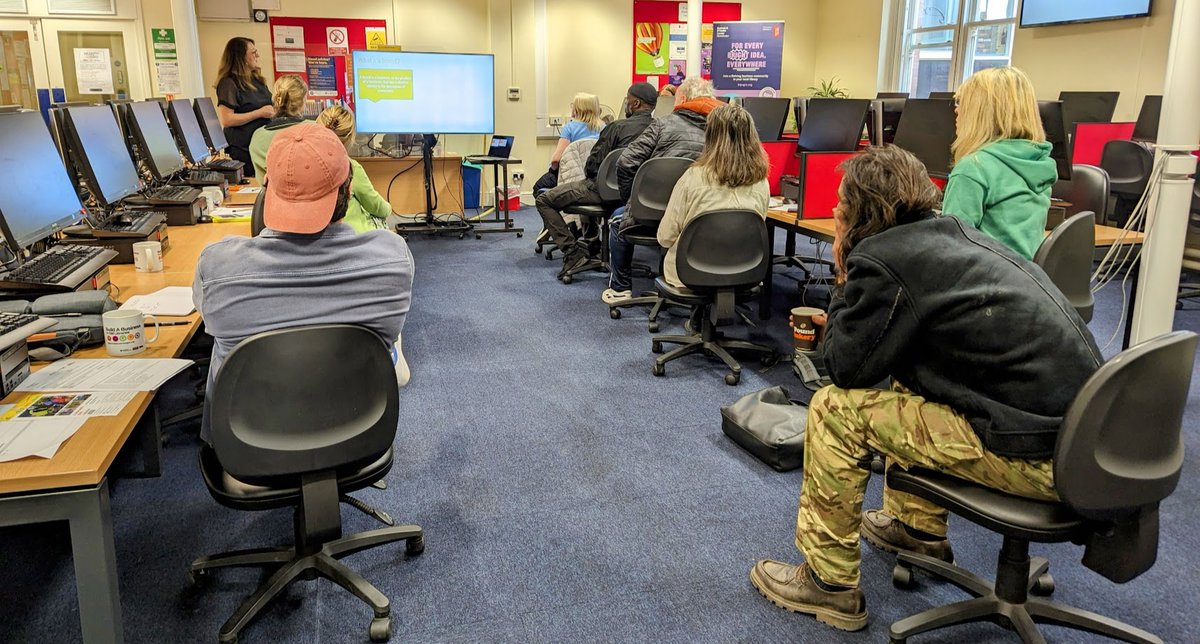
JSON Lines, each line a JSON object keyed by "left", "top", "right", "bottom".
{"left": 0, "top": 111, "right": 85, "bottom": 249}
{"left": 166, "top": 99, "right": 210, "bottom": 164}
{"left": 1058, "top": 91, "right": 1119, "bottom": 131}
{"left": 928, "top": 91, "right": 956, "bottom": 100}
{"left": 1132, "top": 95, "right": 1162, "bottom": 142}
{"left": 126, "top": 101, "right": 184, "bottom": 181}
{"left": 867, "top": 98, "right": 906, "bottom": 146}
{"left": 797, "top": 99, "right": 870, "bottom": 152}
{"left": 893, "top": 98, "right": 956, "bottom": 178}
{"left": 741, "top": 97, "right": 791, "bottom": 142}
{"left": 1038, "top": 100, "right": 1072, "bottom": 181}
{"left": 65, "top": 105, "right": 143, "bottom": 207}
{"left": 877, "top": 92, "right": 909, "bottom": 99}
{"left": 193, "top": 97, "right": 229, "bottom": 151}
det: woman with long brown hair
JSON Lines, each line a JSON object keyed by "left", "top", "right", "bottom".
{"left": 653, "top": 102, "right": 770, "bottom": 289}
{"left": 213, "top": 37, "right": 274, "bottom": 176}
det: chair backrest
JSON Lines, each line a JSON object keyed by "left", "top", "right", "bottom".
{"left": 210, "top": 324, "right": 399, "bottom": 481}
{"left": 1099, "top": 139, "right": 1153, "bottom": 192}
{"left": 251, "top": 185, "right": 266, "bottom": 237}
{"left": 1034, "top": 210, "right": 1096, "bottom": 322}
{"left": 557, "top": 138, "right": 596, "bottom": 186}
{"left": 627, "top": 156, "right": 693, "bottom": 226}
{"left": 1054, "top": 331, "right": 1197, "bottom": 520}
{"left": 675, "top": 209, "right": 770, "bottom": 290}
{"left": 595, "top": 149, "right": 623, "bottom": 203}
{"left": 1051, "top": 164, "right": 1110, "bottom": 219}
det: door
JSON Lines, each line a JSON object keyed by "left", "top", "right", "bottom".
{"left": 40, "top": 18, "right": 148, "bottom": 103}
{"left": 0, "top": 18, "right": 49, "bottom": 109}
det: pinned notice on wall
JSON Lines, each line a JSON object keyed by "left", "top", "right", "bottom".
{"left": 275, "top": 49, "right": 306, "bottom": 73}
{"left": 74, "top": 48, "right": 114, "bottom": 94}
{"left": 273, "top": 25, "right": 304, "bottom": 49}
{"left": 365, "top": 27, "right": 387, "bottom": 50}
{"left": 326, "top": 26, "right": 349, "bottom": 56}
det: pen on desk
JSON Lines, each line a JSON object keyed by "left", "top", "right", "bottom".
{"left": 154, "top": 320, "right": 192, "bottom": 327}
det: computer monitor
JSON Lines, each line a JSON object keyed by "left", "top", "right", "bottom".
{"left": 741, "top": 97, "right": 791, "bottom": 142}
{"left": 123, "top": 101, "right": 185, "bottom": 181}
{"left": 653, "top": 95, "right": 675, "bottom": 119}
{"left": 866, "top": 98, "right": 906, "bottom": 146}
{"left": 165, "top": 98, "right": 211, "bottom": 165}
{"left": 1058, "top": 91, "right": 1119, "bottom": 132}
{"left": 928, "top": 91, "right": 956, "bottom": 100}
{"left": 1038, "top": 100, "right": 1072, "bottom": 181}
{"left": 796, "top": 98, "right": 871, "bottom": 152}
{"left": 716, "top": 96, "right": 732, "bottom": 103}
{"left": 192, "top": 96, "right": 229, "bottom": 152}
{"left": 893, "top": 98, "right": 957, "bottom": 178}
{"left": 877, "top": 92, "right": 909, "bottom": 99}
{"left": 0, "top": 111, "right": 85, "bottom": 249}
{"left": 1131, "top": 95, "right": 1162, "bottom": 143}
{"left": 63, "top": 105, "right": 144, "bottom": 207}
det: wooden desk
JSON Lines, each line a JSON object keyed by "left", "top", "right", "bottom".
{"left": 225, "top": 178, "right": 262, "bottom": 207}
{"left": 0, "top": 222, "right": 248, "bottom": 643}
{"left": 354, "top": 155, "right": 464, "bottom": 217}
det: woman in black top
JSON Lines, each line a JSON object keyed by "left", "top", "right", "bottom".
{"left": 214, "top": 37, "right": 274, "bottom": 176}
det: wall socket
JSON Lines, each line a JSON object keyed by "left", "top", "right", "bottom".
{"left": 512, "top": 170, "right": 525, "bottom": 182}
{"left": 548, "top": 116, "right": 565, "bottom": 127}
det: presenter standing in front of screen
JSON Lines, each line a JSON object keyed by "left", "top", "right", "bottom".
{"left": 214, "top": 37, "right": 275, "bottom": 177}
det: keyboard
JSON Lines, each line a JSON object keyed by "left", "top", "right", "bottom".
{"left": 207, "top": 158, "right": 243, "bottom": 171}
{"left": 0, "top": 245, "right": 118, "bottom": 292}
{"left": 0, "top": 311, "right": 54, "bottom": 351}
{"left": 145, "top": 185, "right": 201, "bottom": 204}
{"left": 185, "top": 170, "right": 225, "bottom": 184}
{"left": 94, "top": 211, "right": 165, "bottom": 238}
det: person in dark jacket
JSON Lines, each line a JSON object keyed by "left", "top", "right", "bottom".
{"left": 603, "top": 77, "right": 721, "bottom": 302}
{"left": 537, "top": 82, "right": 658, "bottom": 279}
{"left": 749, "top": 146, "right": 1102, "bottom": 632}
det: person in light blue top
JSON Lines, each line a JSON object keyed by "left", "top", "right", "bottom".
{"left": 533, "top": 92, "right": 605, "bottom": 193}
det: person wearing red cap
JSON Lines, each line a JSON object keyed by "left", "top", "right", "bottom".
{"left": 192, "top": 122, "right": 415, "bottom": 443}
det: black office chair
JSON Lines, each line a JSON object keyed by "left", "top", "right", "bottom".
{"left": 607, "top": 156, "right": 694, "bottom": 331}
{"left": 650, "top": 209, "right": 778, "bottom": 385}
{"left": 1034, "top": 210, "right": 1096, "bottom": 322}
{"left": 1099, "top": 140, "right": 1153, "bottom": 225}
{"left": 188, "top": 325, "right": 423, "bottom": 644}
{"left": 250, "top": 183, "right": 266, "bottom": 237}
{"left": 558, "top": 149, "right": 624, "bottom": 283}
{"left": 1052, "top": 164, "right": 1110, "bottom": 222}
{"left": 886, "top": 330, "right": 1197, "bottom": 644}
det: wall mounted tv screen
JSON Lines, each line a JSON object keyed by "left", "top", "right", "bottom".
{"left": 352, "top": 50, "right": 494, "bottom": 134}
{"left": 1020, "top": 0, "right": 1152, "bottom": 28}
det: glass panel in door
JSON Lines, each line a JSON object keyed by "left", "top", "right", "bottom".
{"left": 0, "top": 19, "right": 50, "bottom": 109}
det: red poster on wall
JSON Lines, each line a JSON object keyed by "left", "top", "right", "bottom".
{"left": 268, "top": 16, "right": 387, "bottom": 111}
{"left": 632, "top": 1, "right": 741, "bottom": 89}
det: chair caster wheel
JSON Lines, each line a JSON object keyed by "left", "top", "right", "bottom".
{"left": 188, "top": 568, "right": 209, "bottom": 587}
{"left": 218, "top": 633, "right": 238, "bottom": 644}
{"left": 369, "top": 616, "right": 392, "bottom": 642}
{"left": 652, "top": 363, "right": 665, "bottom": 377}
{"left": 534, "top": 246, "right": 542, "bottom": 254}
{"left": 725, "top": 372, "right": 740, "bottom": 386}
{"left": 892, "top": 564, "right": 916, "bottom": 590}
{"left": 458, "top": 234, "right": 466, "bottom": 240}
{"left": 475, "top": 234, "right": 482, "bottom": 240}
{"left": 609, "top": 308, "right": 621, "bottom": 319}
{"left": 760, "top": 351, "right": 780, "bottom": 367}
{"left": 406, "top": 535, "right": 425, "bottom": 556}
{"left": 890, "top": 638, "right": 906, "bottom": 644}
{"left": 516, "top": 232, "right": 523, "bottom": 238}
{"left": 651, "top": 341, "right": 663, "bottom": 354}
{"left": 648, "top": 322, "right": 659, "bottom": 333}
{"left": 545, "top": 250, "right": 554, "bottom": 260}
{"left": 562, "top": 275, "right": 573, "bottom": 284}
{"left": 1032, "top": 572, "right": 1055, "bottom": 596}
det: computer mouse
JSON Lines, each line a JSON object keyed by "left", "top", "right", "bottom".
{"left": 114, "top": 214, "right": 134, "bottom": 225}
{"left": 197, "top": 214, "right": 213, "bottom": 224}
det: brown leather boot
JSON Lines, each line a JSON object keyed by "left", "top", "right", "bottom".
{"left": 749, "top": 560, "right": 868, "bottom": 631}
{"left": 860, "top": 509, "right": 954, "bottom": 563}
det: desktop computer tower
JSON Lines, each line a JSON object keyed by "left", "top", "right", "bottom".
{"left": 156, "top": 196, "right": 206, "bottom": 226}
{"left": 0, "top": 341, "right": 31, "bottom": 397}
{"left": 66, "top": 222, "right": 170, "bottom": 264}
{"left": 212, "top": 165, "right": 243, "bottom": 185}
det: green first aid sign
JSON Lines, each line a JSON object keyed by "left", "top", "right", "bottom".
{"left": 152, "top": 28, "right": 176, "bottom": 61}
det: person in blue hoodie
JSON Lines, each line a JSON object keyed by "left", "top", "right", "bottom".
{"left": 941, "top": 67, "right": 1057, "bottom": 260}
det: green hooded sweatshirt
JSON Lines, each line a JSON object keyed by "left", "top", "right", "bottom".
{"left": 941, "top": 139, "right": 1057, "bottom": 260}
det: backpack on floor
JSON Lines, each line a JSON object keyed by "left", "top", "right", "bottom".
{"left": 720, "top": 386, "right": 808, "bottom": 472}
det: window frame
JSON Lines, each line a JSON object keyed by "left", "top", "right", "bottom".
{"left": 886, "top": 0, "right": 1020, "bottom": 96}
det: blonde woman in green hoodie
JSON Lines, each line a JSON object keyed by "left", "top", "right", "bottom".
{"left": 942, "top": 67, "right": 1057, "bottom": 260}
{"left": 317, "top": 105, "right": 392, "bottom": 233}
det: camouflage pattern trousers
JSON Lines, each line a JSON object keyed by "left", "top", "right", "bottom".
{"left": 796, "top": 385, "right": 1058, "bottom": 588}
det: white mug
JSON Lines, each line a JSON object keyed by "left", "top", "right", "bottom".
{"left": 102, "top": 309, "right": 160, "bottom": 356}
{"left": 132, "top": 241, "right": 163, "bottom": 273}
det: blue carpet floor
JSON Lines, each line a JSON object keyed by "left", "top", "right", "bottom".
{"left": 2, "top": 206, "right": 1199, "bottom": 643}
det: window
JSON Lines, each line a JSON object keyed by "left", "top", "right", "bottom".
{"left": 891, "top": 0, "right": 1018, "bottom": 97}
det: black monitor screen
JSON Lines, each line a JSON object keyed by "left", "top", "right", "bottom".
{"left": 1058, "top": 91, "right": 1119, "bottom": 131}
{"left": 167, "top": 99, "right": 210, "bottom": 164}
{"left": 928, "top": 91, "right": 956, "bottom": 100}
{"left": 65, "top": 105, "right": 143, "bottom": 206}
{"left": 740, "top": 97, "right": 791, "bottom": 142}
{"left": 126, "top": 101, "right": 183, "bottom": 180}
{"left": 877, "top": 92, "right": 909, "bottom": 99}
{"left": 797, "top": 98, "right": 871, "bottom": 152}
{"left": 0, "top": 111, "right": 85, "bottom": 249}
{"left": 893, "top": 98, "right": 957, "bottom": 178}
{"left": 867, "top": 98, "right": 906, "bottom": 146}
{"left": 1038, "top": 100, "right": 1072, "bottom": 181}
{"left": 1132, "top": 95, "right": 1162, "bottom": 142}
{"left": 193, "top": 97, "right": 228, "bottom": 151}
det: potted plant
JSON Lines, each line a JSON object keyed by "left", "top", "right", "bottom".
{"left": 807, "top": 77, "right": 851, "bottom": 98}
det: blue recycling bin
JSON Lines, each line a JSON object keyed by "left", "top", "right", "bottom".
{"left": 462, "top": 161, "right": 481, "bottom": 210}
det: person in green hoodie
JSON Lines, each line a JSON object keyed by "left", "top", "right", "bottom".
{"left": 316, "top": 105, "right": 392, "bottom": 233}
{"left": 941, "top": 67, "right": 1057, "bottom": 260}
{"left": 249, "top": 74, "right": 308, "bottom": 181}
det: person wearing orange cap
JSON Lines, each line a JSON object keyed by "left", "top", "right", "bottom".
{"left": 192, "top": 122, "right": 415, "bottom": 443}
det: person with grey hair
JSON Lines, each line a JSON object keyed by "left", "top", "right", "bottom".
{"left": 603, "top": 77, "right": 721, "bottom": 303}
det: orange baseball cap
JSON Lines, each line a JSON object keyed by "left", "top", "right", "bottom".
{"left": 263, "top": 122, "right": 351, "bottom": 234}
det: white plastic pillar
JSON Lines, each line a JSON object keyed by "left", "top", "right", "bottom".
{"left": 1128, "top": 0, "right": 1200, "bottom": 344}
{"left": 169, "top": 0, "right": 205, "bottom": 97}
{"left": 687, "top": 0, "right": 702, "bottom": 80}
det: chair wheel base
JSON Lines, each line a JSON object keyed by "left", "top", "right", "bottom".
{"left": 561, "top": 275, "right": 573, "bottom": 284}
{"left": 610, "top": 308, "right": 621, "bottom": 319}
{"left": 1031, "top": 572, "right": 1054, "bottom": 596}
{"left": 369, "top": 616, "right": 392, "bottom": 642}
{"left": 652, "top": 363, "right": 665, "bottom": 377}
{"left": 725, "top": 372, "right": 740, "bottom": 386}
{"left": 892, "top": 564, "right": 916, "bottom": 590}
{"left": 406, "top": 535, "right": 425, "bottom": 556}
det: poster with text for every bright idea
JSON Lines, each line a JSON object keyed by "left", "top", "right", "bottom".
{"left": 711, "top": 21, "right": 785, "bottom": 96}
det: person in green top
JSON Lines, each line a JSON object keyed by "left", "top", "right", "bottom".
{"left": 941, "top": 67, "right": 1057, "bottom": 260}
{"left": 316, "top": 105, "right": 393, "bottom": 233}
{"left": 249, "top": 74, "right": 308, "bottom": 181}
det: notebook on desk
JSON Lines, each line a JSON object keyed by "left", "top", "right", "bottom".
{"left": 466, "top": 135, "right": 514, "bottom": 162}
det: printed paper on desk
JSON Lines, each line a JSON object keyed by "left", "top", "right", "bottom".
{"left": 120, "top": 286, "right": 196, "bottom": 316}
{"left": 0, "top": 417, "right": 86, "bottom": 462}
{"left": 1, "top": 391, "right": 137, "bottom": 420}
{"left": 16, "top": 359, "right": 192, "bottom": 392}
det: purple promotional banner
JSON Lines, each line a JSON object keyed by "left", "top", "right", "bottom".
{"left": 711, "top": 21, "right": 785, "bottom": 96}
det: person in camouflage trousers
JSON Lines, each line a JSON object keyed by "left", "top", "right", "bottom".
{"left": 749, "top": 145, "right": 1102, "bottom": 632}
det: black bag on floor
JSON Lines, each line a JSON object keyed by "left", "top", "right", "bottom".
{"left": 720, "top": 386, "right": 808, "bottom": 472}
